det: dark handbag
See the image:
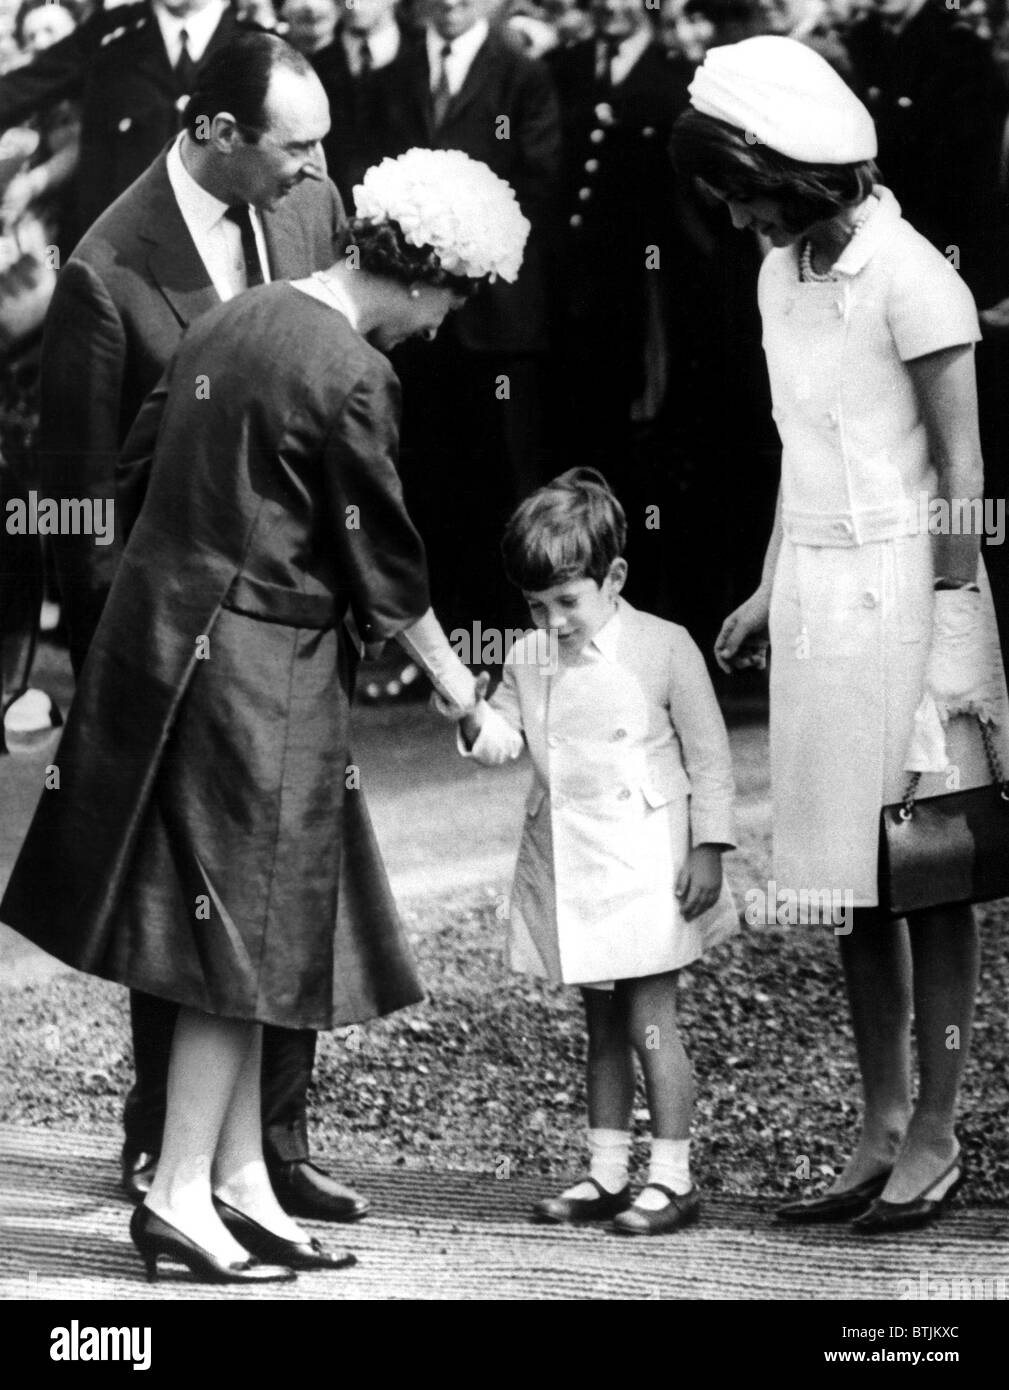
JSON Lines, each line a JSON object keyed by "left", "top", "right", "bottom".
{"left": 879, "top": 717, "right": 1009, "bottom": 915}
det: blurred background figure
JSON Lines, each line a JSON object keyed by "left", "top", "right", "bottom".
{"left": 0, "top": 0, "right": 86, "bottom": 750}
{"left": 846, "top": 0, "right": 1009, "bottom": 652}
{"left": 658, "top": 0, "right": 715, "bottom": 61}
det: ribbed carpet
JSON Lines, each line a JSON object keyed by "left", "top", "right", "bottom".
{"left": 2, "top": 1127, "right": 1006, "bottom": 1300}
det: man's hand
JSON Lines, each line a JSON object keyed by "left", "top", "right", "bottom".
{"left": 675, "top": 844, "right": 724, "bottom": 921}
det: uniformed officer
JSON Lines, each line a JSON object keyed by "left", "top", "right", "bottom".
{"left": 0, "top": 0, "right": 253, "bottom": 237}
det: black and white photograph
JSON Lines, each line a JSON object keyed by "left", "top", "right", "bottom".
{"left": 0, "top": 0, "right": 1007, "bottom": 1345}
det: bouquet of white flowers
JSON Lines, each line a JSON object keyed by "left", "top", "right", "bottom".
{"left": 353, "top": 148, "right": 531, "bottom": 284}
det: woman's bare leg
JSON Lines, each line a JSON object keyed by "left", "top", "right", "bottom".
{"left": 212, "top": 1025, "right": 307, "bottom": 1242}
{"left": 143, "top": 1007, "right": 255, "bottom": 1264}
{"left": 833, "top": 909, "right": 913, "bottom": 1190}
{"left": 880, "top": 903, "right": 978, "bottom": 1202}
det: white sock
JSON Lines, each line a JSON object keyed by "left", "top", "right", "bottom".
{"left": 561, "top": 1128, "right": 630, "bottom": 1199}
{"left": 636, "top": 1138, "right": 691, "bottom": 1209}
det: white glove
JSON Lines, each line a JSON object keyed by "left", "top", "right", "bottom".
{"left": 395, "top": 609, "right": 478, "bottom": 716}
{"left": 903, "top": 692, "right": 950, "bottom": 773}
{"left": 924, "top": 588, "right": 1000, "bottom": 723}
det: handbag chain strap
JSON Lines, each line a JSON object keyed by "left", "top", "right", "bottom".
{"left": 899, "top": 717, "right": 1008, "bottom": 822}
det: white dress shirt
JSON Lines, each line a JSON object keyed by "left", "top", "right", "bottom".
{"left": 341, "top": 17, "right": 401, "bottom": 76}
{"left": 166, "top": 134, "right": 272, "bottom": 302}
{"left": 595, "top": 23, "right": 652, "bottom": 87}
{"left": 426, "top": 19, "right": 489, "bottom": 96}
{"left": 153, "top": 0, "right": 228, "bottom": 66}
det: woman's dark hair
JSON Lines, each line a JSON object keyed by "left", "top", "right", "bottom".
{"left": 15, "top": 0, "right": 80, "bottom": 47}
{"left": 670, "top": 108, "right": 879, "bottom": 234}
{"left": 184, "top": 32, "right": 315, "bottom": 144}
{"left": 501, "top": 468, "right": 627, "bottom": 592}
{"left": 340, "top": 218, "right": 476, "bottom": 294}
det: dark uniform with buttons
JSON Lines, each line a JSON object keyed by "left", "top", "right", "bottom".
{"left": 0, "top": 1, "right": 247, "bottom": 238}
{"left": 547, "top": 37, "right": 690, "bottom": 478}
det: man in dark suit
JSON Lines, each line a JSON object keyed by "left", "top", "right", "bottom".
{"left": 0, "top": 0, "right": 249, "bottom": 237}
{"left": 371, "top": 0, "right": 561, "bottom": 637}
{"left": 38, "top": 31, "right": 368, "bottom": 1223}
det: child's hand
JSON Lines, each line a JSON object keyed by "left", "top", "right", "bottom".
{"left": 430, "top": 670, "right": 491, "bottom": 722}
{"left": 675, "top": 845, "right": 724, "bottom": 921}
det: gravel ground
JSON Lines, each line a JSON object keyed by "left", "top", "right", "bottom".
{"left": 3, "top": 886, "right": 1008, "bottom": 1202}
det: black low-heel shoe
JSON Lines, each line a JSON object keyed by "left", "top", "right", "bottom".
{"left": 850, "top": 1156, "right": 965, "bottom": 1235}
{"left": 532, "top": 1177, "right": 631, "bottom": 1224}
{"left": 129, "top": 1203, "right": 297, "bottom": 1284}
{"left": 214, "top": 1198, "right": 357, "bottom": 1270}
{"left": 775, "top": 1169, "right": 892, "bottom": 1224}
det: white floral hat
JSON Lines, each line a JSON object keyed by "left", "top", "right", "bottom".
{"left": 353, "top": 148, "right": 531, "bottom": 284}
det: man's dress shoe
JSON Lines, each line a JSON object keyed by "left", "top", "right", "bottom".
{"left": 775, "top": 1169, "right": 891, "bottom": 1224}
{"left": 268, "top": 1160, "right": 370, "bottom": 1222}
{"left": 122, "top": 1147, "right": 159, "bottom": 1203}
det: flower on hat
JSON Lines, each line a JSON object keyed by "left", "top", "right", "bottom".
{"left": 353, "top": 148, "right": 531, "bottom": 283}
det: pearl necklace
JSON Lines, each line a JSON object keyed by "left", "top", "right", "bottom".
{"left": 800, "top": 198, "right": 875, "bottom": 283}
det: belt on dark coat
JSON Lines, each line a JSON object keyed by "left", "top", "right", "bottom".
{"left": 221, "top": 572, "right": 340, "bottom": 630}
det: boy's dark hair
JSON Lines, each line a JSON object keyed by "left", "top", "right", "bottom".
{"left": 502, "top": 468, "right": 627, "bottom": 592}
{"left": 670, "top": 108, "right": 879, "bottom": 235}
{"left": 184, "top": 33, "right": 314, "bottom": 144}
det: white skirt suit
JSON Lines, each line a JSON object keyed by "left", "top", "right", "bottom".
{"left": 463, "top": 599, "right": 738, "bottom": 985}
{"left": 760, "top": 186, "right": 1009, "bottom": 906}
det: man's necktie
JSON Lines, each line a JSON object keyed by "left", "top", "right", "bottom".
{"left": 224, "top": 204, "right": 265, "bottom": 289}
{"left": 174, "top": 28, "right": 198, "bottom": 92}
{"left": 357, "top": 37, "right": 373, "bottom": 76}
{"left": 432, "top": 42, "right": 453, "bottom": 129}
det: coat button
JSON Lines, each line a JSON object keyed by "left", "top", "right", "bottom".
{"left": 547, "top": 734, "right": 560, "bottom": 748}
{"left": 617, "top": 788, "right": 632, "bottom": 800}
{"left": 613, "top": 728, "right": 627, "bottom": 740}
{"left": 897, "top": 95, "right": 913, "bottom": 108}
{"left": 862, "top": 589, "right": 879, "bottom": 608}
{"left": 595, "top": 102, "right": 614, "bottom": 125}
{"left": 825, "top": 409, "right": 839, "bottom": 428}
{"left": 569, "top": 213, "right": 583, "bottom": 228}
{"left": 578, "top": 187, "right": 592, "bottom": 202}
{"left": 118, "top": 116, "right": 132, "bottom": 133}
{"left": 642, "top": 126, "right": 655, "bottom": 138}
{"left": 584, "top": 158, "right": 599, "bottom": 173}
{"left": 834, "top": 520, "right": 853, "bottom": 536}
{"left": 589, "top": 128, "right": 605, "bottom": 144}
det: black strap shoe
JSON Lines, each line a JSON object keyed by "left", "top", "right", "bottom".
{"left": 532, "top": 1177, "right": 631, "bottom": 1224}
{"left": 775, "top": 1169, "right": 891, "bottom": 1223}
{"left": 611, "top": 1184, "right": 702, "bottom": 1236}
{"left": 267, "top": 1159, "right": 370, "bottom": 1222}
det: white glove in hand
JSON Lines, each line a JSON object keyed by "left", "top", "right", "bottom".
{"left": 924, "top": 588, "right": 1000, "bottom": 724}
{"left": 904, "top": 693, "right": 949, "bottom": 773}
{"left": 396, "top": 609, "right": 478, "bottom": 716}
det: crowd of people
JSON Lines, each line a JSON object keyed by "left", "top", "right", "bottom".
{"left": 0, "top": 2, "right": 1007, "bottom": 1284}
{"left": 3, "top": 0, "right": 1009, "bottom": 722}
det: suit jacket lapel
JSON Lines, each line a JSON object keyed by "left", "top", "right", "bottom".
{"left": 441, "top": 33, "right": 497, "bottom": 129}
{"left": 138, "top": 156, "right": 220, "bottom": 329}
{"left": 403, "top": 33, "right": 435, "bottom": 142}
{"left": 261, "top": 204, "right": 306, "bottom": 280}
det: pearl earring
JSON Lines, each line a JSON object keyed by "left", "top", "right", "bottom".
{"left": 409, "top": 288, "right": 421, "bottom": 300}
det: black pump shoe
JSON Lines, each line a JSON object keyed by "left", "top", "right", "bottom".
{"left": 129, "top": 1204, "right": 297, "bottom": 1284}
{"left": 776, "top": 1169, "right": 892, "bottom": 1224}
{"left": 850, "top": 1155, "right": 965, "bottom": 1235}
{"left": 214, "top": 1198, "right": 357, "bottom": 1270}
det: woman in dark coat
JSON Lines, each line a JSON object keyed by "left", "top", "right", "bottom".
{"left": 0, "top": 149, "right": 530, "bottom": 1282}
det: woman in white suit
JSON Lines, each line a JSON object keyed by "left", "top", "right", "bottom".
{"left": 671, "top": 36, "right": 1009, "bottom": 1232}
